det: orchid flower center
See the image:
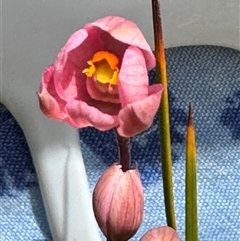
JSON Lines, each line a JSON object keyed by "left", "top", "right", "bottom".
{"left": 82, "top": 51, "right": 119, "bottom": 85}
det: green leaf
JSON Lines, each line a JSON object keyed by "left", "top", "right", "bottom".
{"left": 152, "top": 0, "right": 176, "bottom": 229}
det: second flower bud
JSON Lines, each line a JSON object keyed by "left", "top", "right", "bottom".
{"left": 92, "top": 163, "right": 144, "bottom": 241}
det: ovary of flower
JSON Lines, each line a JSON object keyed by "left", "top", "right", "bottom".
{"left": 82, "top": 51, "right": 119, "bottom": 86}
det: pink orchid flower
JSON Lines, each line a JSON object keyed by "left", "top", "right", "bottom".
{"left": 38, "top": 16, "right": 163, "bottom": 137}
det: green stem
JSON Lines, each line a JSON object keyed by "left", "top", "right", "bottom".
{"left": 151, "top": 0, "right": 176, "bottom": 229}
{"left": 186, "top": 104, "right": 198, "bottom": 241}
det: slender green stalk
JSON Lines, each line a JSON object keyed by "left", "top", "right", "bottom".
{"left": 185, "top": 104, "right": 198, "bottom": 241}
{"left": 151, "top": 0, "right": 176, "bottom": 229}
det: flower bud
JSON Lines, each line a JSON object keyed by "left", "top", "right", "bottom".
{"left": 92, "top": 163, "right": 144, "bottom": 241}
{"left": 139, "top": 226, "right": 180, "bottom": 241}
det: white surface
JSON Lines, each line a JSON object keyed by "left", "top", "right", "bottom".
{"left": 1, "top": 0, "right": 239, "bottom": 240}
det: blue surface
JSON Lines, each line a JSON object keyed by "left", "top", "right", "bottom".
{"left": 0, "top": 46, "right": 239, "bottom": 241}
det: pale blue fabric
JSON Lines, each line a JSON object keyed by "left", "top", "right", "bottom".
{"left": 0, "top": 46, "right": 239, "bottom": 241}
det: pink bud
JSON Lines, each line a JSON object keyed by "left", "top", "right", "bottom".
{"left": 139, "top": 226, "right": 180, "bottom": 241}
{"left": 92, "top": 163, "right": 144, "bottom": 241}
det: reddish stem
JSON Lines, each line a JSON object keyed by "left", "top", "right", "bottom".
{"left": 114, "top": 129, "right": 131, "bottom": 172}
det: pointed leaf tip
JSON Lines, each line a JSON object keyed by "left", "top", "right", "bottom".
{"left": 152, "top": 0, "right": 161, "bottom": 27}
{"left": 188, "top": 103, "right": 193, "bottom": 127}
{"left": 152, "top": 0, "right": 164, "bottom": 57}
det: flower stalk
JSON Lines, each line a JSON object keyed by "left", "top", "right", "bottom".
{"left": 151, "top": 0, "right": 176, "bottom": 229}
{"left": 185, "top": 104, "right": 198, "bottom": 241}
{"left": 115, "top": 129, "right": 131, "bottom": 171}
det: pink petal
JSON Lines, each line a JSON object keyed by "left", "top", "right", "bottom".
{"left": 65, "top": 99, "right": 119, "bottom": 131}
{"left": 118, "top": 46, "right": 149, "bottom": 107}
{"left": 84, "top": 24, "right": 129, "bottom": 61}
{"left": 86, "top": 78, "right": 120, "bottom": 104}
{"left": 117, "top": 84, "right": 164, "bottom": 137}
{"left": 53, "top": 28, "right": 104, "bottom": 102}
{"left": 89, "top": 16, "right": 156, "bottom": 70}
{"left": 139, "top": 226, "right": 180, "bottom": 241}
{"left": 93, "top": 163, "right": 123, "bottom": 233}
{"left": 38, "top": 65, "right": 67, "bottom": 120}
{"left": 87, "top": 99, "right": 121, "bottom": 116}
